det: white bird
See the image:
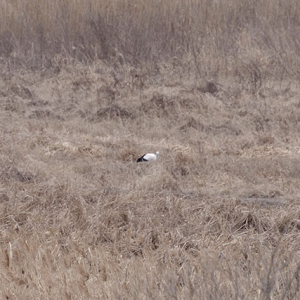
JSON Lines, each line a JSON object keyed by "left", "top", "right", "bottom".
{"left": 137, "top": 151, "right": 159, "bottom": 162}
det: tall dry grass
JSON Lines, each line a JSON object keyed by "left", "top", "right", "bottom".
{"left": 1, "top": 1, "right": 300, "bottom": 299}
{"left": 1, "top": 0, "right": 300, "bottom": 79}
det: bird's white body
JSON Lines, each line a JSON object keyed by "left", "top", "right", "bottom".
{"left": 143, "top": 152, "right": 159, "bottom": 161}
{"left": 137, "top": 151, "right": 159, "bottom": 162}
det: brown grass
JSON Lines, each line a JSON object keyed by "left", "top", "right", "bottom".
{"left": 1, "top": 1, "right": 300, "bottom": 299}
{"left": 1, "top": 0, "right": 300, "bottom": 80}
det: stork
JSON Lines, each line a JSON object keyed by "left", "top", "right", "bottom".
{"left": 137, "top": 151, "right": 159, "bottom": 162}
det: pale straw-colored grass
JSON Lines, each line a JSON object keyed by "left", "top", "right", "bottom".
{"left": 1, "top": 61, "right": 300, "bottom": 299}
{"left": 1, "top": 1, "right": 300, "bottom": 299}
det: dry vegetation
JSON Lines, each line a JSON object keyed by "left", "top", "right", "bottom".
{"left": 1, "top": 0, "right": 300, "bottom": 299}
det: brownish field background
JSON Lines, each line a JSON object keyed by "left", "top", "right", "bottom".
{"left": 1, "top": 0, "right": 300, "bottom": 299}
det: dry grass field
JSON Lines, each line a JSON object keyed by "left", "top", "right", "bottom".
{"left": 1, "top": 1, "right": 300, "bottom": 299}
